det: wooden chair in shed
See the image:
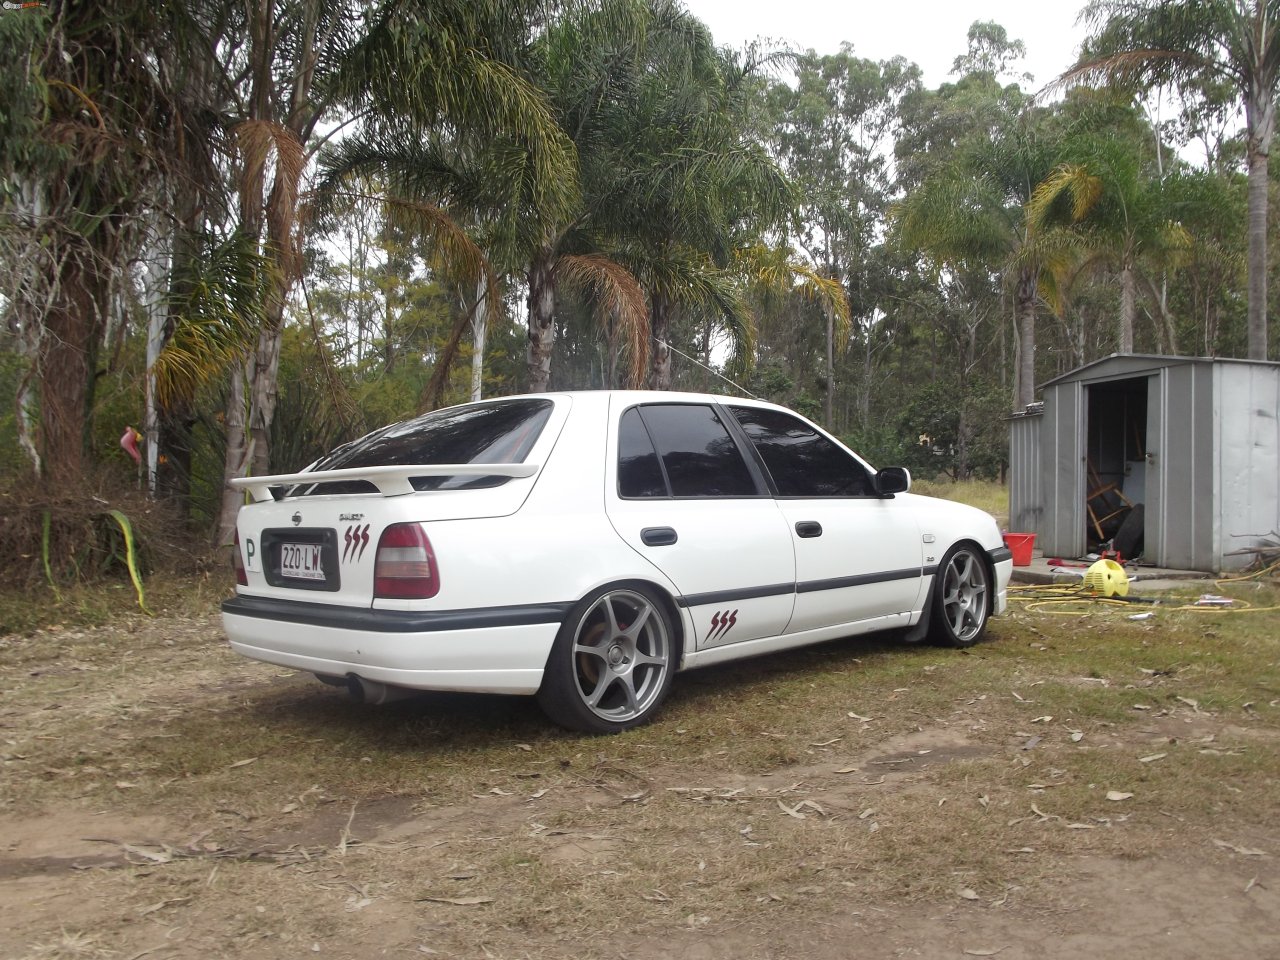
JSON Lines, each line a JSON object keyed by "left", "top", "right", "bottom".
{"left": 1086, "top": 459, "right": 1133, "bottom": 541}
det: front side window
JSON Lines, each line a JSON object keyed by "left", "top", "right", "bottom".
{"left": 634, "top": 404, "right": 758, "bottom": 498}
{"left": 729, "top": 406, "right": 872, "bottom": 497}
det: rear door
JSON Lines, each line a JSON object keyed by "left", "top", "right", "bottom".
{"left": 605, "top": 400, "right": 796, "bottom": 649}
{"left": 726, "top": 405, "right": 924, "bottom": 633}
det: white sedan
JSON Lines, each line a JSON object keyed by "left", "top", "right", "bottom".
{"left": 222, "top": 391, "right": 1012, "bottom": 733}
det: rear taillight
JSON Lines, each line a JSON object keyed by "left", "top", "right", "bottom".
{"left": 232, "top": 530, "right": 248, "bottom": 586}
{"left": 374, "top": 523, "right": 439, "bottom": 599}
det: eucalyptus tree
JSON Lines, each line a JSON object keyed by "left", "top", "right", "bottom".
{"left": 767, "top": 46, "right": 920, "bottom": 426}
{"left": 1067, "top": 0, "right": 1280, "bottom": 360}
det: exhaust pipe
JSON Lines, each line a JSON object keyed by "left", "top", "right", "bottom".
{"left": 346, "top": 675, "right": 417, "bottom": 705}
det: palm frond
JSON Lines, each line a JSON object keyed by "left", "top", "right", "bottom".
{"left": 555, "top": 253, "right": 650, "bottom": 388}
{"left": 153, "top": 229, "right": 271, "bottom": 408}
{"left": 1028, "top": 163, "right": 1104, "bottom": 226}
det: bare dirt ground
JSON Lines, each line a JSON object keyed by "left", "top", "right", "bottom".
{"left": 2, "top": 601, "right": 1278, "bottom": 960}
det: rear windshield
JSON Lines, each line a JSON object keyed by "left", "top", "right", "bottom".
{"left": 295, "top": 398, "right": 554, "bottom": 495}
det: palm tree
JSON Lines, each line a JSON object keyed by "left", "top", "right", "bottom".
{"left": 895, "top": 119, "right": 1062, "bottom": 410}
{"left": 520, "top": 0, "right": 716, "bottom": 392}
{"left": 213, "top": 0, "right": 579, "bottom": 545}
{"left": 1027, "top": 136, "right": 1192, "bottom": 354}
{"left": 1066, "top": 0, "right": 1280, "bottom": 361}
{"left": 582, "top": 18, "right": 791, "bottom": 390}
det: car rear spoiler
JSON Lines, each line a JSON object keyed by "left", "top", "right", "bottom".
{"left": 229, "top": 463, "right": 540, "bottom": 502}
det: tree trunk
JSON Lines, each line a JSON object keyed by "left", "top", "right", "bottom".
{"left": 215, "top": 0, "right": 316, "bottom": 543}
{"left": 824, "top": 307, "right": 835, "bottom": 426}
{"left": 860, "top": 319, "right": 872, "bottom": 429}
{"left": 1014, "top": 267, "right": 1036, "bottom": 410}
{"left": 1245, "top": 88, "right": 1272, "bottom": 361}
{"left": 40, "top": 247, "right": 107, "bottom": 487}
{"left": 470, "top": 278, "right": 488, "bottom": 401}
{"left": 142, "top": 227, "right": 173, "bottom": 497}
{"left": 14, "top": 363, "right": 41, "bottom": 476}
{"left": 216, "top": 362, "right": 250, "bottom": 549}
{"left": 1119, "top": 263, "right": 1135, "bottom": 354}
{"left": 649, "top": 291, "right": 673, "bottom": 390}
{"left": 526, "top": 249, "right": 557, "bottom": 392}
{"left": 247, "top": 322, "right": 284, "bottom": 478}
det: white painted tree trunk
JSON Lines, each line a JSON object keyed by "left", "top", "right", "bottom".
{"left": 142, "top": 229, "right": 172, "bottom": 496}
{"left": 9, "top": 178, "right": 45, "bottom": 475}
{"left": 470, "top": 278, "right": 488, "bottom": 401}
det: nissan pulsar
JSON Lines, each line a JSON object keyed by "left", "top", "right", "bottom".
{"left": 222, "top": 391, "right": 1012, "bottom": 733}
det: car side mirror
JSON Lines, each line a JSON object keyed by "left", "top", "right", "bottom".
{"left": 874, "top": 466, "right": 911, "bottom": 497}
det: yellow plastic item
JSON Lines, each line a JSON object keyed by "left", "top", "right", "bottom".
{"left": 1083, "top": 558, "right": 1129, "bottom": 597}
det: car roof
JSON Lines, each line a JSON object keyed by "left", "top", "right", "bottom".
{"left": 498, "top": 389, "right": 783, "bottom": 410}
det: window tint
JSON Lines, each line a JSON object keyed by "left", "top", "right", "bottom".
{"left": 729, "top": 406, "right": 872, "bottom": 497}
{"left": 618, "top": 408, "right": 668, "bottom": 498}
{"left": 300, "top": 399, "right": 553, "bottom": 494}
{"left": 639, "top": 405, "right": 757, "bottom": 498}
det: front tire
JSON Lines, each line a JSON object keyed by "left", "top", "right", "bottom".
{"left": 537, "top": 584, "right": 676, "bottom": 734}
{"left": 928, "top": 544, "right": 991, "bottom": 648}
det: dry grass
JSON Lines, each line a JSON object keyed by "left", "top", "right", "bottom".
{"left": 911, "top": 478, "right": 1008, "bottom": 526}
{"left": 2, "top": 576, "right": 1278, "bottom": 959}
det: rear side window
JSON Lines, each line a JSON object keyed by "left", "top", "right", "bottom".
{"left": 728, "top": 406, "right": 872, "bottom": 497}
{"left": 627, "top": 404, "right": 758, "bottom": 498}
{"left": 302, "top": 399, "right": 553, "bottom": 493}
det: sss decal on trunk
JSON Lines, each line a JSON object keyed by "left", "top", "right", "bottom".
{"left": 705, "top": 609, "right": 739, "bottom": 642}
{"left": 343, "top": 523, "right": 371, "bottom": 562}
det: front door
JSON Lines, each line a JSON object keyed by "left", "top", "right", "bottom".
{"left": 725, "top": 405, "right": 924, "bottom": 634}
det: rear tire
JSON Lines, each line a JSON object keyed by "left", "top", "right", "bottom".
{"left": 928, "top": 544, "right": 991, "bottom": 648}
{"left": 537, "top": 584, "right": 676, "bottom": 734}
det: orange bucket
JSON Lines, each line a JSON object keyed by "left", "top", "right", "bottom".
{"left": 1003, "top": 533, "right": 1036, "bottom": 566}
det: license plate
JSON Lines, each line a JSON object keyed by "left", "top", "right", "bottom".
{"left": 280, "top": 543, "right": 325, "bottom": 581}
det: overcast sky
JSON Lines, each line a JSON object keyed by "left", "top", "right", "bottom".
{"left": 680, "top": 1, "right": 1091, "bottom": 91}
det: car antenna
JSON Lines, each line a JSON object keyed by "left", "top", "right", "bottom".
{"left": 654, "top": 339, "right": 764, "bottom": 400}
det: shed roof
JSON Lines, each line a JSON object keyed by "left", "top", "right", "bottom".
{"left": 1040, "top": 353, "right": 1280, "bottom": 390}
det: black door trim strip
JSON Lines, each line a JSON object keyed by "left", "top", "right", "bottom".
{"left": 676, "top": 567, "right": 930, "bottom": 608}
{"left": 796, "top": 567, "right": 923, "bottom": 594}
{"left": 675, "top": 582, "right": 796, "bottom": 608}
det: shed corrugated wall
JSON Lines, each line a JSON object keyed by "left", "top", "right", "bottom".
{"left": 1215, "top": 362, "right": 1280, "bottom": 570}
{"left": 1007, "top": 411, "right": 1042, "bottom": 536}
{"left": 1150, "top": 362, "right": 1216, "bottom": 570}
{"left": 1039, "top": 380, "right": 1085, "bottom": 559}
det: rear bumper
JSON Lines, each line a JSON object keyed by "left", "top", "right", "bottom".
{"left": 221, "top": 594, "right": 567, "bottom": 695}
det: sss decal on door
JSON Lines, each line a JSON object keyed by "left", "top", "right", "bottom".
{"left": 705, "top": 609, "right": 739, "bottom": 641}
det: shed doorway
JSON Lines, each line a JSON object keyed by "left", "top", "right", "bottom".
{"left": 1084, "top": 377, "right": 1151, "bottom": 560}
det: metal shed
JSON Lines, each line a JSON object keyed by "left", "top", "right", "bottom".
{"left": 1007, "top": 354, "right": 1280, "bottom": 572}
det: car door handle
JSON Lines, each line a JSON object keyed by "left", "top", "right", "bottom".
{"left": 795, "top": 521, "right": 823, "bottom": 538}
{"left": 641, "top": 526, "right": 678, "bottom": 546}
